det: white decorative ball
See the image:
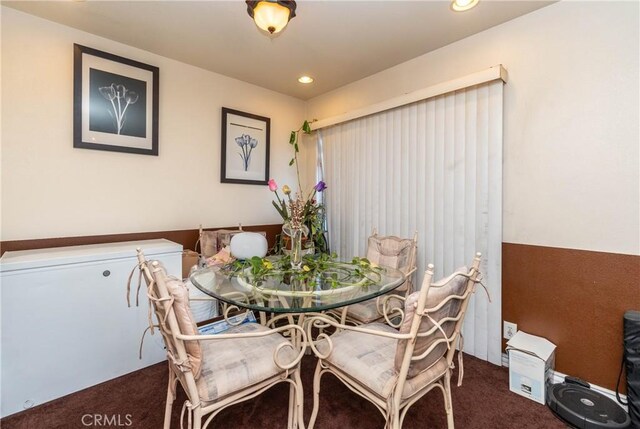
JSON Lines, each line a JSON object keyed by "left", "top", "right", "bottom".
{"left": 230, "top": 232, "right": 268, "bottom": 260}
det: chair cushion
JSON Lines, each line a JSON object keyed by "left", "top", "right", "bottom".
{"left": 366, "top": 234, "right": 416, "bottom": 294}
{"left": 199, "top": 230, "right": 218, "bottom": 258}
{"left": 317, "top": 322, "right": 449, "bottom": 399}
{"left": 366, "top": 235, "right": 415, "bottom": 274}
{"left": 395, "top": 268, "right": 468, "bottom": 378}
{"left": 346, "top": 296, "right": 403, "bottom": 324}
{"left": 346, "top": 299, "right": 380, "bottom": 323}
{"left": 345, "top": 233, "right": 416, "bottom": 325}
{"left": 318, "top": 322, "right": 399, "bottom": 397}
{"left": 401, "top": 357, "right": 449, "bottom": 398}
{"left": 149, "top": 262, "right": 203, "bottom": 378}
{"left": 196, "top": 322, "right": 296, "bottom": 402}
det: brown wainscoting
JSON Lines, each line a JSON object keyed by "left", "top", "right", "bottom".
{"left": 502, "top": 242, "right": 640, "bottom": 391}
{"left": 0, "top": 224, "right": 283, "bottom": 256}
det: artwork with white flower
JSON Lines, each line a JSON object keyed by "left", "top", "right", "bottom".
{"left": 222, "top": 108, "right": 270, "bottom": 185}
{"left": 235, "top": 133, "right": 259, "bottom": 171}
{"left": 89, "top": 69, "right": 147, "bottom": 138}
{"left": 98, "top": 83, "right": 139, "bottom": 134}
{"left": 74, "top": 44, "right": 159, "bottom": 156}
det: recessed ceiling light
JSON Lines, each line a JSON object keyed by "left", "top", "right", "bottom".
{"left": 451, "top": 0, "right": 479, "bottom": 12}
{"left": 298, "top": 76, "right": 314, "bottom": 84}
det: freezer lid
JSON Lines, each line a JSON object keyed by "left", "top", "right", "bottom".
{"left": 0, "top": 239, "right": 183, "bottom": 273}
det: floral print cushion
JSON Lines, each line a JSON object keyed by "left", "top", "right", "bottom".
{"left": 394, "top": 268, "right": 469, "bottom": 377}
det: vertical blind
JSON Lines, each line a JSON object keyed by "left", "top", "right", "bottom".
{"left": 318, "top": 79, "right": 503, "bottom": 365}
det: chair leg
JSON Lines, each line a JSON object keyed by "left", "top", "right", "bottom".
{"left": 294, "top": 369, "right": 306, "bottom": 429}
{"left": 340, "top": 307, "right": 348, "bottom": 325}
{"left": 385, "top": 413, "right": 398, "bottom": 429}
{"left": 288, "top": 381, "right": 295, "bottom": 429}
{"left": 443, "top": 372, "right": 455, "bottom": 429}
{"left": 192, "top": 406, "right": 203, "bottom": 429}
{"left": 389, "top": 402, "right": 401, "bottom": 429}
{"left": 308, "top": 360, "right": 324, "bottom": 429}
{"left": 163, "top": 369, "right": 177, "bottom": 429}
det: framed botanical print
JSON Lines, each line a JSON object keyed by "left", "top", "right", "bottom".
{"left": 221, "top": 107, "right": 270, "bottom": 185}
{"left": 73, "top": 44, "right": 159, "bottom": 155}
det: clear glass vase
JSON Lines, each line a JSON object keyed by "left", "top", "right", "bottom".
{"left": 282, "top": 222, "right": 309, "bottom": 270}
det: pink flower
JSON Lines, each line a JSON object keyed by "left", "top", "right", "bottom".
{"left": 268, "top": 179, "right": 278, "bottom": 192}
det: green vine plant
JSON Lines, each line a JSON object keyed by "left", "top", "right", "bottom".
{"left": 224, "top": 254, "right": 383, "bottom": 290}
{"left": 289, "top": 119, "right": 313, "bottom": 193}
{"left": 270, "top": 119, "right": 329, "bottom": 254}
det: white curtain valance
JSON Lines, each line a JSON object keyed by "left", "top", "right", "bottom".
{"left": 312, "top": 65, "right": 507, "bottom": 131}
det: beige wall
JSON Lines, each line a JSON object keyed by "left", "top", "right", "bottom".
{"left": 2, "top": 2, "right": 639, "bottom": 255}
{"left": 1, "top": 7, "right": 305, "bottom": 241}
{"left": 307, "top": 1, "right": 640, "bottom": 256}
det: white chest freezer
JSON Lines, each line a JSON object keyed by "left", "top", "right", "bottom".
{"left": 0, "top": 239, "right": 182, "bottom": 417}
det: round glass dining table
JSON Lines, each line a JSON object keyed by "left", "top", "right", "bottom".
{"left": 189, "top": 257, "right": 406, "bottom": 314}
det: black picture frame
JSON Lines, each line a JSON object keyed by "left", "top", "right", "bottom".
{"left": 221, "top": 107, "right": 270, "bottom": 185}
{"left": 73, "top": 44, "right": 159, "bottom": 156}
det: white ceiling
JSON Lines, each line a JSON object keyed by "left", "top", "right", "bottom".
{"left": 3, "top": 1, "right": 553, "bottom": 100}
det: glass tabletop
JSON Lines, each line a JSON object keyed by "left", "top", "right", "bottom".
{"left": 189, "top": 257, "right": 406, "bottom": 313}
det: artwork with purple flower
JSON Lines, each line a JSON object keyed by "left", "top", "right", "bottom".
{"left": 221, "top": 108, "right": 270, "bottom": 185}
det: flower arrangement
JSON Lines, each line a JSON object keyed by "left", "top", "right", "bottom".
{"left": 268, "top": 120, "right": 329, "bottom": 254}
{"left": 268, "top": 178, "right": 328, "bottom": 254}
{"left": 226, "top": 253, "right": 382, "bottom": 290}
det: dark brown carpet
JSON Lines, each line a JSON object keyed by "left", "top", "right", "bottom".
{"left": 1, "top": 354, "right": 567, "bottom": 429}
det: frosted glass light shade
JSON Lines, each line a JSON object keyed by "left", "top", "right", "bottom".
{"left": 451, "top": 0, "right": 479, "bottom": 12}
{"left": 252, "top": 1, "right": 291, "bottom": 34}
{"left": 230, "top": 233, "right": 268, "bottom": 260}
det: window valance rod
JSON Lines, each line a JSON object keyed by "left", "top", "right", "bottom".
{"left": 311, "top": 65, "right": 507, "bottom": 131}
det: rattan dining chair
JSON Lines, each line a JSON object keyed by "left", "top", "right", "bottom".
{"left": 337, "top": 230, "right": 417, "bottom": 327}
{"left": 129, "top": 249, "right": 307, "bottom": 429}
{"left": 307, "top": 254, "right": 483, "bottom": 429}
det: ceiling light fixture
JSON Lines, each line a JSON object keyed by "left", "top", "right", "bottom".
{"left": 451, "top": 0, "right": 479, "bottom": 12}
{"left": 246, "top": 1, "right": 297, "bottom": 35}
{"left": 298, "top": 76, "right": 314, "bottom": 84}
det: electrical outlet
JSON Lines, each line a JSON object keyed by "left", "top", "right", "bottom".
{"left": 503, "top": 321, "right": 517, "bottom": 340}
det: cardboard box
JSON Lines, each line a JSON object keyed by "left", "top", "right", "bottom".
{"left": 506, "top": 331, "right": 556, "bottom": 404}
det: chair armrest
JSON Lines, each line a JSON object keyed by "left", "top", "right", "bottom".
{"left": 176, "top": 323, "right": 305, "bottom": 342}
{"left": 305, "top": 314, "right": 411, "bottom": 359}
{"left": 176, "top": 323, "right": 307, "bottom": 370}
{"left": 405, "top": 267, "right": 417, "bottom": 277}
{"left": 376, "top": 294, "right": 407, "bottom": 328}
{"left": 306, "top": 314, "right": 410, "bottom": 339}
